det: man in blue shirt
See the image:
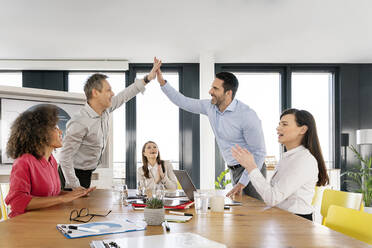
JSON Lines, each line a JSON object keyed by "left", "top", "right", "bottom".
{"left": 156, "top": 68, "right": 266, "bottom": 199}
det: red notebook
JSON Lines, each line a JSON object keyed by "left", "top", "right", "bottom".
{"left": 131, "top": 200, "right": 194, "bottom": 209}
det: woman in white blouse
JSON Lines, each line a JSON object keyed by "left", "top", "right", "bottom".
{"left": 231, "top": 109, "right": 329, "bottom": 221}
{"left": 137, "top": 141, "right": 178, "bottom": 191}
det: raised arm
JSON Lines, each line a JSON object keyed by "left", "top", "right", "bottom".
{"left": 109, "top": 57, "right": 162, "bottom": 112}
{"left": 157, "top": 69, "right": 209, "bottom": 115}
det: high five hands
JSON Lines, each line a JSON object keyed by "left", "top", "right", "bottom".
{"left": 147, "top": 57, "right": 162, "bottom": 81}
{"left": 148, "top": 57, "right": 166, "bottom": 86}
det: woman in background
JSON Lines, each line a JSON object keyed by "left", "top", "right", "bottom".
{"left": 137, "top": 141, "right": 177, "bottom": 191}
{"left": 232, "top": 109, "right": 329, "bottom": 221}
{"left": 5, "top": 105, "right": 94, "bottom": 218}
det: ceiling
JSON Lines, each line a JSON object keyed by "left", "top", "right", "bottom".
{"left": 1, "top": 0, "right": 371, "bottom": 63}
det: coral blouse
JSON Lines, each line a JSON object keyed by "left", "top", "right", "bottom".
{"left": 5, "top": 153, "right": 61, "bottom": 218}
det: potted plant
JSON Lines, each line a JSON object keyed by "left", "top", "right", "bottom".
{"left": 144, "top": 197, "right": 165, "bottom": 225}
{"left": 215, "top": 168, "right": 231, "bottom": 190}
{"left": 342, "top": 145, "right": 372, "bottom": 213}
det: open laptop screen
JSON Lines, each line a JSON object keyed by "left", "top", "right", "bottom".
{"left": 173, "top": 170, "right": 197, "bottom": 201}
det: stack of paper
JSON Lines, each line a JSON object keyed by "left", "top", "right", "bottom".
{"left": 90, "top": 232, "right": 227, "bottom": 248}
{"left": 165, "top": 214, "right": 192, "bottom": 222}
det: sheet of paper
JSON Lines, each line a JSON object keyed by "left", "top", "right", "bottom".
{"left": 90, "top": 232, "right": 227, "bottom": 248}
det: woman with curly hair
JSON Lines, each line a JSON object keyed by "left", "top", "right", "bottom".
{"left": 137, "top": 141, "right": 177, "bottom": 191}
{"left": 5, "top": 104, "right": 95, "bottom": 218}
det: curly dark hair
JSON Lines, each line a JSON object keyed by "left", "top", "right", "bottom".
{"left": 6, "top": 104, "right": 59, "bottom": 160}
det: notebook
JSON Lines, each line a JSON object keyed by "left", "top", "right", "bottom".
{"left": 90, "top": 232, "right": 227, "bottom": 248}
{"left": 131, "top": 200, "right": 193, "bottom": 209}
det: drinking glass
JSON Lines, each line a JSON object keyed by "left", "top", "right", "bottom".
{"left": 194, "top": 191, "right": 209, "bottom": 214}
{"left": 154, "top": 184, "right": 165, "bottom": 199}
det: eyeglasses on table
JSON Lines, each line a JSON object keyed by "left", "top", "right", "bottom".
{"left": 69, "top": 208, "right": 112, "bottom": 223}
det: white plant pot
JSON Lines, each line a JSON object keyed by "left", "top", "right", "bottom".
{"left": 144, "top": 207, "right": 165, "bottom": 225}
{"left": 364, "top": 206, "right": 372, "bottom": 214}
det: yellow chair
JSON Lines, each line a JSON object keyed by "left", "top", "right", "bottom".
{"left": 325, "top": 205, "right": 372, "bottom": 245}
{"left": 177, "top": 180, "right": 182, "bottom": 190}
{"left": 321, "top": 189, "right": 363, "bottom": 225}
{"left": 0, "top": 183, "right": 10, "bottom": 221}
{"left": 311, "top": 186, "right": 324, "bottom": 207}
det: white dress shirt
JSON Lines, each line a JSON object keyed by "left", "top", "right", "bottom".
{"left": 59, "top": 79, "right": 146, "bottom": 188}
{"left": 249, "top": 145, "right": 318, "bottom": 215}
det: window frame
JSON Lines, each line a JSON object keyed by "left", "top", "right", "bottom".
{"left": 126, "top": 63, "right": 200, "bottom": 189}
{"left": 215, "top": 64, "right": 340, "bottom": 182}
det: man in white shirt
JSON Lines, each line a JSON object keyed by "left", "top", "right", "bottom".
{"left": 59, "top": 60, "right": 161, "bottom": 189}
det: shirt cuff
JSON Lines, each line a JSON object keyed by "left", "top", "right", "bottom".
{"left": 249, "top": 168, "right": 263, "bottom": 182}
{"left": 238, "top": 169, "right": 249, "bottom": 186}
{"left": 161, "top": 82, "right": 170, "bottom": 90}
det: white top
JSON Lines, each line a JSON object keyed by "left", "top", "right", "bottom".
{"left": 137, "top": 161, "right": 178, "bottom": 190}
{"left": 249, "top": 145, "right": 318, "bottom": 215}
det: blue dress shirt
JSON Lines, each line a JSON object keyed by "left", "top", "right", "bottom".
{"left": 161, "top": 83, "right": 266, "bottom": 186}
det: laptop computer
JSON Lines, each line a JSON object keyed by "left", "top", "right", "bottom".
{"left": 173, "top": 170, "right": 242, "bottom": 206}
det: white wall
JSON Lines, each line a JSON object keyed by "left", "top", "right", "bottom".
{"left": 199, "top": 52, "right": 215, "bottom": 189}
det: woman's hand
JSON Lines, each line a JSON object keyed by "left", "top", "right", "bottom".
{"left": 231, "top": 145, "right": 257, "bottom": 173}
{"left": 60, "top": 187, "right": 96, "bottom": 202}
{"left": 158, "top": 164, "right": 165, "bottom": 181}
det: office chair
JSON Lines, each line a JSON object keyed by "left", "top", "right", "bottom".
{"left": 320, "top": 189, "right": 363, "bottom": 225}
{"left": 325, "top": 205, "right": 372, "bottom": 245}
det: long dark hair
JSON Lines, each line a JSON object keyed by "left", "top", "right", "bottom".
{"left": 280, "top": 108, "right": 329, "bottom": 186}
{"left": 141, "top": 141, "right": 165, "bottom": 179}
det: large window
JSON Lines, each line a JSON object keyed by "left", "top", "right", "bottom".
{"left": 136, "top": 72, "right": 180, "bottom": 174}
{"left": 0, "top": 72, "right": 22, "bottom": 87}
{"left": 291, "top": 72, "right": 334, "bottom": 168}
{"left": 68, "top": 72, "right": 126, "bottom": 178}
{"left": 234, "top": 72, "right": 281, "bottom": 161}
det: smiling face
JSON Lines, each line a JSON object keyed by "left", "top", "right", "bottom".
{"left": 208, "top": 78, "right": 230, "bottom": 107}
{"left": 143, "top": 142, "right": 159, "bottom": 161}
{"left": 276, "top": 114, "right": 308, "bottom": 150}
{"left": 49, "top": 125, "right": 63, "bottom": 149}
{"left": 94, "top": 79, "right": 115, "bottom": 109}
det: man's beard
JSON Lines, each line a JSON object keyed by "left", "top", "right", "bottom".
{"left": 211, "top": 97, "right": 222, "bottom": 108}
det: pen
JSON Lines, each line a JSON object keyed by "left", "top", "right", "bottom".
{"left": 169, "top": 211, "right": 193, "bottom": 216}
{"left": 68, "top": 225, "right": 100, "bottom": 233}
{"left": 163, "top": 220, "right": 170, "bottom": 232}
{"left": 185, "top": 202, "right": 195, "bottom": 209}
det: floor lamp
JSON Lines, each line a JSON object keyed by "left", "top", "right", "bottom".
{"left": 341, "top": 133, "right": 349, "bottom": 191}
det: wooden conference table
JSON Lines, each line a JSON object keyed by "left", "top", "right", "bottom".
{"left": 0, "top": 189, "right": 369, "bottom": 248}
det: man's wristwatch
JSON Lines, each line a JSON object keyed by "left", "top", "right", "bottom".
{"left": 144, "top": 75, "right": 150, "bottom": 84}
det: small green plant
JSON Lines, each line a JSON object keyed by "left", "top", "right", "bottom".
{"left": 342, "top": 145, "right": 372, "bottom": 207}
{"left": 215, "top": 168, "right": 231, "bottom": 189}
{"left": 146, "top": 197, "right": 164, "bottom": 209}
